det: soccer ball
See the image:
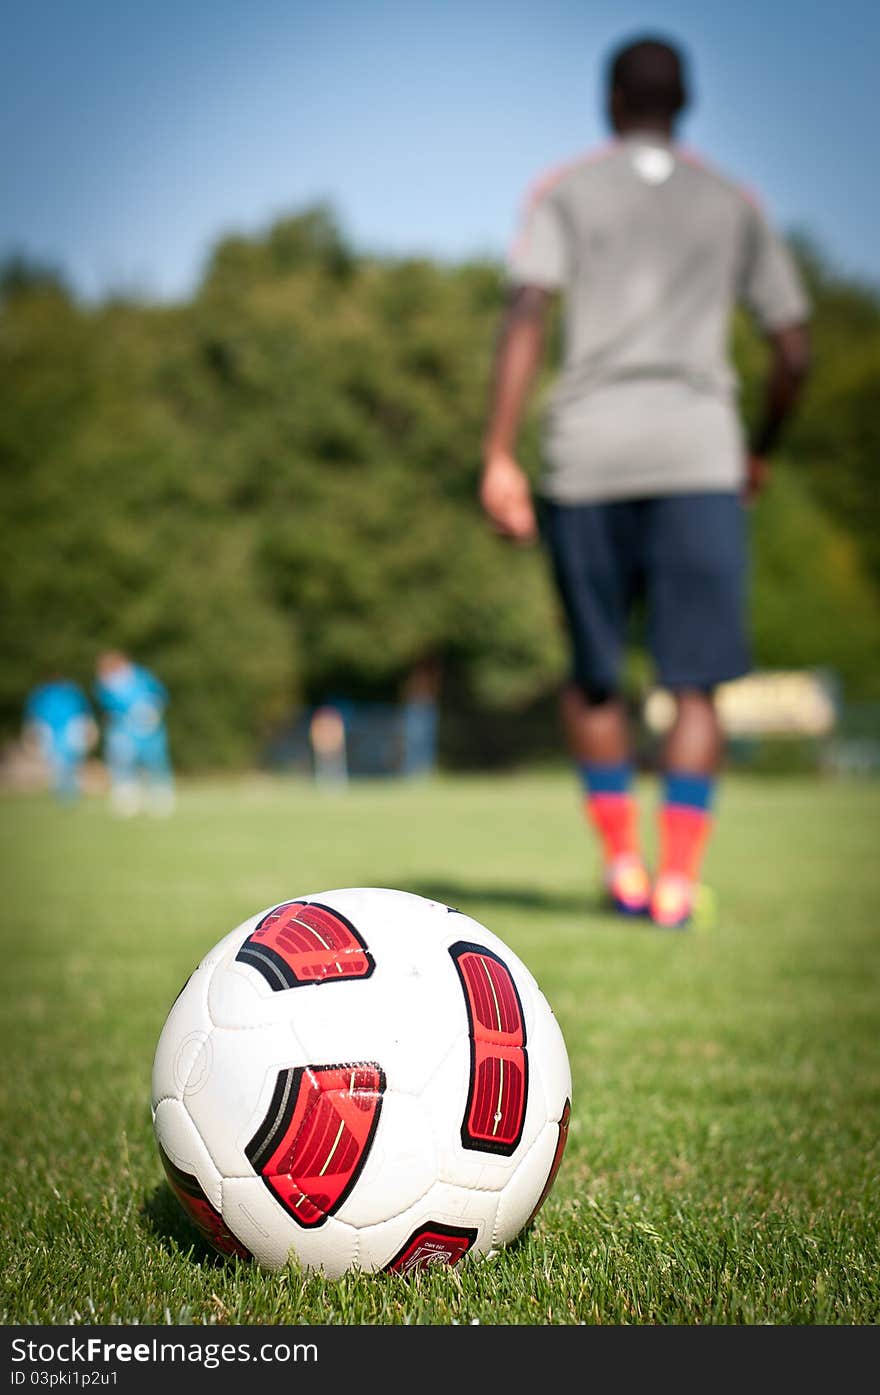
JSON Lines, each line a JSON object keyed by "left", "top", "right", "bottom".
{"left": 151, "top": 887, "right": 571, "bottom": 1276}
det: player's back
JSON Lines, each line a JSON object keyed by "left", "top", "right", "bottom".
{"left": 550, "top": 143, "right": 752, "bottom": 395}
{"left": 509, "top": 136, "right": 808, "bottom": 503}
{"left": 95, "top": 663, "right": 166, "bottom": 728}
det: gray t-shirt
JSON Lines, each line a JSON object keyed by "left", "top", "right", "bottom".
{"left": 507, "top": 135, "right": 810, "bottom": 503}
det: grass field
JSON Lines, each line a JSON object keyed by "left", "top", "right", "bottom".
{"left": 1, "top": 770, "right": 878, "bottom": 1326}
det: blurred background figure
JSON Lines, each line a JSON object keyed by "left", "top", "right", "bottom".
{"left": 401, "top": 658, "right": 441, "bottom": 779}
{"left": 93, "top": 651, "right": 175, "bottom": 817}
{"left": 22, "top": 676, "right": 97, "bottom": 804}
{"left": 309, "top": 705, "right": 348, "bottom": 790}
{"left": 480, "top": 34, "right": 811, "bottom": 928}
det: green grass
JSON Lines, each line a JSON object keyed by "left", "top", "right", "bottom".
{"left": 1, "top": 771, "right": 879, "bottom": 1325}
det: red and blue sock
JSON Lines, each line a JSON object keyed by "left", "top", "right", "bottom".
{"left": 578, "top": 762, "right": 649, "bottom": 912}
{"left": 652, "top": 772, "right": 715, "bottom": 925}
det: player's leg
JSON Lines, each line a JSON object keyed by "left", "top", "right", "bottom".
{"left": 106, "top": 726, "right": 141, "bottom": 816}
{"left": 48, "top": 739, "right": 80, "bottom": 804}
{"left": 141, "top": 726, "right": 175, "bottom": 816}
{"left": 652, "top": 689, "right": 721, "bottom": 925}
{"left": 52, "top": 713, "right": 94, "bottom": 805}
{"left": 541, "top": 500, "right": 649, "bottom": 914}
{"left": 646, "top": 493, "right": 750, "bottom": 927}
{"left": 560, "top": 682, "right": 650, "bottom": 913}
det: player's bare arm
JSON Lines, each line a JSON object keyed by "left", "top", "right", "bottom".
{"left": 480, "top": 284, "right": 552, "bottom": 542}
{"left": 746, "top": 321, "right": 811, "bottom": 501}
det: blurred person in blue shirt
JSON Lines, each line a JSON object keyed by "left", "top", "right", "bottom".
{"left": 93, "top": 650, "right": 175, "bottom": 816}
{"left": 23, "top": 677, "right": 97, "bottom": 803}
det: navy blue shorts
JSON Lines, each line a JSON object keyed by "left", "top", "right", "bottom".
{"left": 540, "top": 492, "right": 751, "bottom": 695}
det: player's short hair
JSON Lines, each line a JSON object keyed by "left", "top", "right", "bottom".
{"left": 608, "top": 36, "right": 689, "bottom": 120}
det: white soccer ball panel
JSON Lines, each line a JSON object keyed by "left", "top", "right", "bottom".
{"left": 182, "top": 1022, "right": 304, "bottom": 1178}
{"left": 153, "top": 1097, "right": 222, "bottom": 1210}
{"left": 530, "top": 996, "right": 573, "bottom": 1121}
{"left": 222, "top": 1176, "right": 358, "bottom": 1276}
{"left": 421, "top": 1036, "right": 512, "bottom": 1191}
{"left": 279, "top": 963, "right": 463, "bottom": 1099}
{"left": 423, "top": 1039, "right": 543, "bottom": 1192}
{"left": 208, "top": 942, "right": 288, "bottom": 1029}
{"left": 150, "top": 962, "right": 215, "bottom": 1111}
{"left": 197, "top": 913, "right": 264, "bottom": 969}
{"left": 492, "top": 1119, "right": 564, "bottom": 1246}
{"left": 334, "top": 1089, "right": 436, "bottom": 1228}
{"left": 297, "top": 887, "right": 456, "bottom": 947}
{"left": 355, "top": 1180, "right": 500, "bottom": 1273}
{"left": 419, "top": 1179, "right": 500, "bottom": 1250}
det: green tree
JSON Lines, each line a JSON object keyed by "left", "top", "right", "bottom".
{"left": 2, "top": 215, "right": 878, "bottom": 769}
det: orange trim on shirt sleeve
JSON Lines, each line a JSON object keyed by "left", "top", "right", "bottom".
{"left": 508, "top": 140, "right": 618, "bottom": 262}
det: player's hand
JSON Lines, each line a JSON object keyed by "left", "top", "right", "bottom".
{"left": 479, "top": 452, "right": 538, "bottom": 543}
{"left": 742, "top": 454, "right": 771, "bottom": 506}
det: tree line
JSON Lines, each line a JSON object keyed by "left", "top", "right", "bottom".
{"left": 2, "top": 208, "right": 879, "bottom": 769}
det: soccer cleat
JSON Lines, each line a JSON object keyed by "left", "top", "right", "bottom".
{"left": 604, "top": 854, "right": 651, "bottom": 916}
{"left": 649, "top": 872, "right": 695, "bottom": 929}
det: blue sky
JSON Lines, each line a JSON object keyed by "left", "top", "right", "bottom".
{"left": 3, "top": 0, "right": 878, "bottom": 301}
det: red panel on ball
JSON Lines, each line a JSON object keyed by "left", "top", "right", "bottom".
{"left": 450, "top": 942, "right": 528, "bottom": 1155}
{"left": 385, "top": 1223, "right": 478, "bottom": 1274}
{"left": 246, "top": 1064, "right": 385, "bottom": 1227}
{"left": 235, "top": 901, "right": 375, "bottom": 990}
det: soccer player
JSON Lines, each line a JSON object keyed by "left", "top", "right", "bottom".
{"left": 480, "top": 35, "right": 811, "bottom": 927}
{"left": 93, "top": 650, "right": 175, "bottom": 816}
{"left": 23, "top": 676, "right": 97, "bottom": 803}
